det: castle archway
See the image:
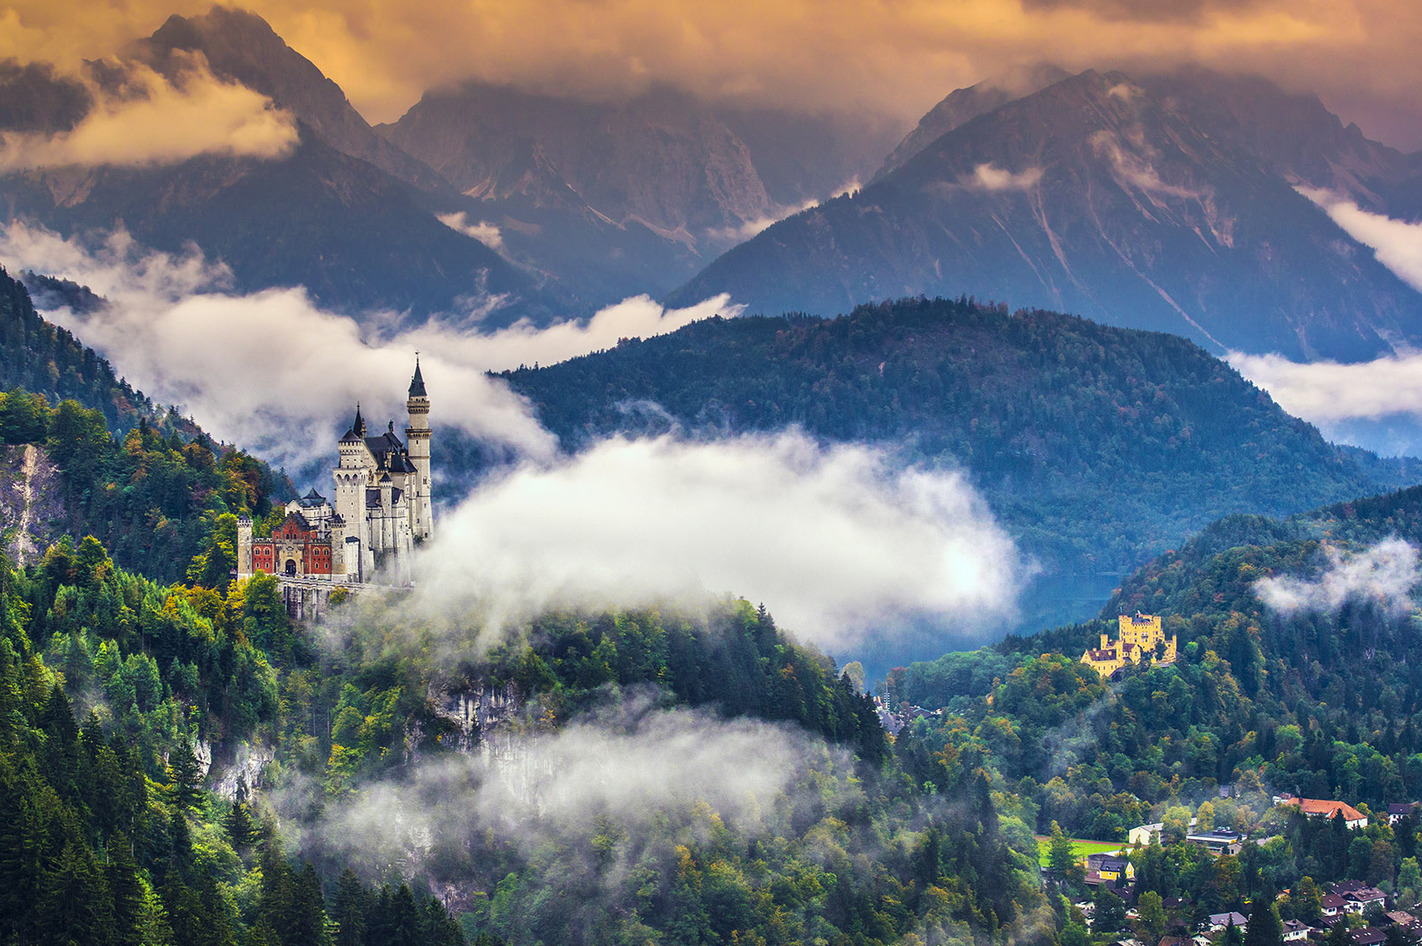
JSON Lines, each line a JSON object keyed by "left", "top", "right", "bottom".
{"left": 285, "top": 559, "right": 297, "bottom": 577}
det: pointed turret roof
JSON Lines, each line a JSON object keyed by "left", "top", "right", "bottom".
{"left": 409, "top": 356, "right": 426, "bottom": 397}
{"left": 339, "top": 402, "right": 366, "bottom": 442}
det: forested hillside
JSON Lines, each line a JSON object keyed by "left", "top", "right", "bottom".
{"left": 0, "top": 265, "right": 156, "bottom": 433}
{"left": 503, "top": 297, "right": 1417, "bottom": 616}
{"left": 0, "top": 517, "right": 1052, "bottom": 946}
{"left": 0, "top": 267, "right": 288, "bottom": 581}
{"left": 891, "top": 482, "right": 1422, "bottom": 847}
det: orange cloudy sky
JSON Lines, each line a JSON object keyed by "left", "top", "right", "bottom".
{"left": 4, "top": 0, "right": 1422, "bottom": 148}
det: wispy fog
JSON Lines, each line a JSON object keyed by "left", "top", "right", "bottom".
{"left": 1299, "top": 186, "right": 1422, "bottom": 292}
{"left": 296, "top": 696, "right": 842, "bottom": 876}
{"left": 3, "top": 222, "right": 1026, "bottom": 646}
{"left": 1254, "top": 537, "right": 1421, "bottom": 617}
{"left": 1229, "top": 349, "right": 1422, "bottom": 457}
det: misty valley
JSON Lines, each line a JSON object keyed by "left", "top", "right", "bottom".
{"left": 8, "top": 5, "right": 1422, "bottom": 946}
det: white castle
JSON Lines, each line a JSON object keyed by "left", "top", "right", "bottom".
{"left": 237, "top": 359, "right": 433, "bottom": 585}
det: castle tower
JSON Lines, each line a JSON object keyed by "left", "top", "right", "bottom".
{"left": 236, "top": 516, "right": 253, "bottom": 580}
{"left": 405, "top": 357, "right": 434, "bottom": 542}
{"left": 333, "top": 403, "right": 372, "bottom": 582}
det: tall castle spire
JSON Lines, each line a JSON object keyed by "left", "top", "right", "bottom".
{"left": 405, "top": 355, "right": 433, "bottom": 542}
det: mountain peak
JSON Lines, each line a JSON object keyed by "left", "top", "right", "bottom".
{"left": 136, "top": 5, "right": 449, "bottom": 191}
{"left": 875, "top": 63, "right": 1072, "bottom": 179}
{"left": 674, "top": 65, "right": 1422, "bottom": 363}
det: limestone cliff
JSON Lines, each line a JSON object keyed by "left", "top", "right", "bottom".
{"left": 0, "top": 444, "right": 66, "bottom": 566}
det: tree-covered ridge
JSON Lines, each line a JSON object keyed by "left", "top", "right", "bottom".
{"left": 272, "top": 593, "right": 1052, "bottom": 946}
{"left": 0, "top": 390, "right": 285, "bottom": 583}
{"left": 0, "top": 510, "right": 1055, "bottom": 946}
{"left": 502, "top": 297, "right": 1415, "bottom": 579}
{"left": 0, "top": 266, "right": 291, "bottom": 580}
{"left": 0, "top": 264, "right": 158, "bottom": 433}
{"left": 891, "top": 480, "right": 1422, "bottom": 864}
{"left": 0, "top": 531, "right": 470, "bottom": 946}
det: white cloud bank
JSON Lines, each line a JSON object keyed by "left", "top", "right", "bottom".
{"left": 4, "top": 223, "right": 1026, "bottom": 646}
{"left": 0, "top": 61, "right": 297, "bottom": 171}
{"left": 413, "top": 430, "right": 1026, "bottom": 648}
{"left": 1299, "top": 186, "right": 1422, "bottom": 292}
{"left": 966, "top": 163, "right": 1043, "bottom": 192}
{"left": 0, "top": 223, "right": 739, "bottom": 470}
{"left": 1230, "top": 349, "right": 1422, "bottom": 424}
{"left": 1254, "top": 537, "right": 1421, "bottom": 617}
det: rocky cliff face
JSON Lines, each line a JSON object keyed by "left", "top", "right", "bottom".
{"left": 426, "top": 680, "right": 534, "bottom": 770}
{"left": 381, "top": 83, "right": 775, "bottom": 248}
{"left": 136, "top": 7, "right": 450, "bottom": 193}
{"left": 673, "top": 68, "right": 1422, "bottom": 362}
{"left": 0, "top": 444, "right": 66, "bottom": 566}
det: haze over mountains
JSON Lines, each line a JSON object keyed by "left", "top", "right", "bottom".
{"left": 676, "top": 68, "right": 1422, "bottom": 363}
{"left": 4, "top": 7, "right": 1422, "bottom": 370}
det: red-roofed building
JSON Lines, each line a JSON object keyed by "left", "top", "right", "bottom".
{"left": 1278, "top": 795, "right": 1368, "bottom": 829}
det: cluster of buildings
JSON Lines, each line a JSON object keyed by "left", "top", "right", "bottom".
{"left": 1081, "top": 877, "right": 1418, "bottom": 946}
{"left": 1081, "top": 613, "right": 1178, "bottom": 679}
{"left": 1073, "top": 795, "right": 1422, "bottom": 946}
{"left": 236, "top": 360, "right": 435, "bottom": 594}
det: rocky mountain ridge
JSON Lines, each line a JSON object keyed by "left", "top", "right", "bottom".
{"left": 673, "top": 67, "right": 1422, "bottom": 363}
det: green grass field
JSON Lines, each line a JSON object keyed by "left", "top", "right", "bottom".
{"left": 1032, "top": 836, "right": 1124, "bottom": 867}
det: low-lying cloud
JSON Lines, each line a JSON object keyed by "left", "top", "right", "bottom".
{"left": 413, "top": 430, "right": 1025, "bottom": 648}
{"left": 3, "top": 223, "right": 1029, "bottom": 646}
{"left": 705, "top": 179, "right": 860, "bottom": 244}
{"left": 1092, "top": 129, "right": 1206, "bottom": 201}
{"left": 435, "top": 211, "right": 504, "bottom": 251}
{"left": 1230, "top": 349, "right": 1422, "bottom": 426}
{"left": 0, "top": 60, "right": 297, "bottom": 171}
{"left": 966, "top": 163, "right": 1044, "bottom": 192}
{"left": 304, "top": 700, "right": 833, "bottom": 875}
{"left": 1254, "top": 537, "right": 1421, "bottom": 617}
{"left": 1299, "top": 186, "right": 1422, "bottom": 292}
{"left": 0, "top": 223, "right": 739, "bottom": 470}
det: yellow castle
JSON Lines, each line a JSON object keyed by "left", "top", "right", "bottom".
{"left": 1080, "top": 613, "right": 1177, "bottom": 678}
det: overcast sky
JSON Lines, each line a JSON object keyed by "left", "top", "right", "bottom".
{"left": 4, "top": 0, "right": 1422, "bottom": 148}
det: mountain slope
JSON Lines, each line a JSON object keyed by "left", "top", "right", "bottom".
{"left": 501, "top": 297, "right": 1419, "bottom": 629}
{"left": 673, "top": 69, "right": 1422, "bottom": 362}
{"left": 0, "top": 15, "right": 554, "bottom": 325}
{"left": 136, "top": 7, "right": 450, "bottom": 192}
{"left": 874, "top": 64, "right": 1069, "bottom": 179}
{"left": 381, "top": 83, "right": 776, "bottom": 245}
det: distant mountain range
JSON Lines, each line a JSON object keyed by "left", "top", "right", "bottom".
{"left": 0, "top": 7, "right": 895, "bottom": 321}
{"left": 674, "top": 68, "right": 1422, "bottom": 362}
{"left": 5, "top": 12, "right": 1422, "bottom": 362}
{"left": 501, "top": 296, "right": 1420, "bottom": 634}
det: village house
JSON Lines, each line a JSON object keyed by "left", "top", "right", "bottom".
{"left": 1275, "top": 794, "right": 1369, "bottom": 829}
{"left": 1186, "top": 829, "right": 1244, "bottom": 856}
{"left": 1208, "top": 913, "right": 1248, "bottom": 933}
{"left": 1282, "top": 920, "right": 1311, "bottom": 943}
{"left": 1389, "top": 803, "right": 1421, "bottom": 825}
{"left": 1085, "top": 853, "right": 1134, "bottom": 886}
{"left": 1345, "top": 887, "right": 1388, "bottom": 915}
